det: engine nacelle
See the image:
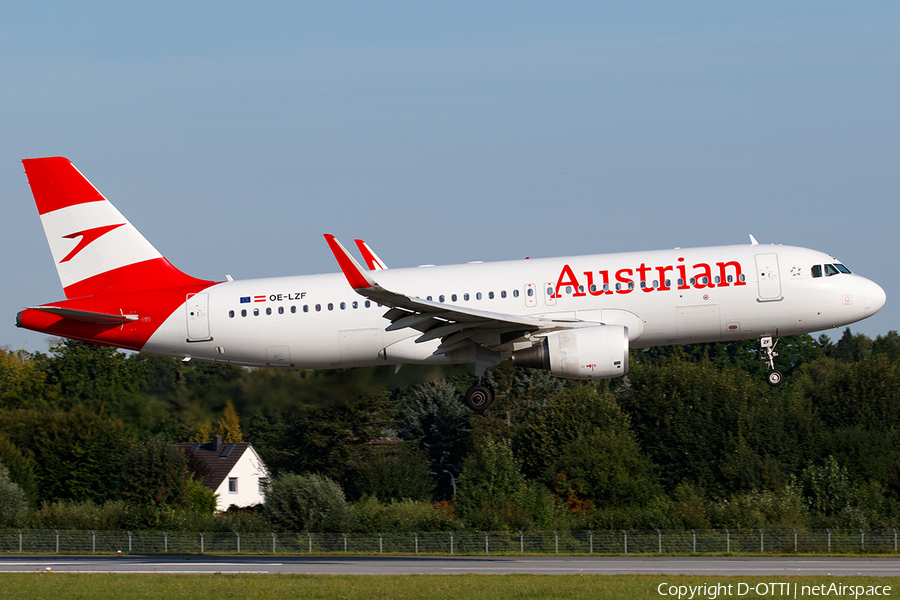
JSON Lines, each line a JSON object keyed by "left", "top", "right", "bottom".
{"left": 510, "top": 325, "right": 629, "bottom": 380}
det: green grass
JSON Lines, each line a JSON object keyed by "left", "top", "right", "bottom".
{"left": 0, "top": 574, "right": 898, "bottom": 600}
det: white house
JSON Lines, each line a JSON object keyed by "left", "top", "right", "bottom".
{"left": 177, "top": 436, "right": 269, "bottom": 511}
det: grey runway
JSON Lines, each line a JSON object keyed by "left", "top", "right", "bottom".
{"left": 1, "top": 556, "right": 899, "bottom": 576}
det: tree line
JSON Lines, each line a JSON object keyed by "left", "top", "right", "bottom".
{"left": 2, "top": 328, "right": 900, "bottom": 532}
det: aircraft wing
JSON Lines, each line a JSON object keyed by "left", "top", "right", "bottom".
{"left": 325, "top": 235, "right": 593, "bottom": 355}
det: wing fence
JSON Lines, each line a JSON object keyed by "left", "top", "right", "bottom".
{"left": 0, "top": 529, "right": 896, "bottom": 555}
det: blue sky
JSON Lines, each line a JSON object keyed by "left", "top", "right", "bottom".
{"left": 2, "top": 2, "right": 898, "bottom": 352}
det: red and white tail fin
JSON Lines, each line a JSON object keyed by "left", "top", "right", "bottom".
{"left": 23, "top": 157, "right": 210, "bottom": 299}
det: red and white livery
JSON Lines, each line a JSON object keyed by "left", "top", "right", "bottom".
{"left": 17, "top": 157, "right": 887, "bottom": 411}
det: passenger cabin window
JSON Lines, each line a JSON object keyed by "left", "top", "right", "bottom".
{"left": 501, "top": 290, "right": 507, "bottom": 298}
{"left": 452, "top": 294, "right": 458, "bottom": 302}
{"left": 513, "top": 289, "right": 519, "bottom": 298}
{"left": 241, "top": 309, "right": 247, "bottom": 317}
{"left": 266, "top": 307, "right": 272, "bottom": 315}
{"left": 228, "top": 310, "right": 234, "bottom": 318}
{"left": 476, "top": 292, "right": 483, "bottom": 300}
{"left": 278, "top": 306, "right": 284, "bottom": 314}
{"left": 253, "top": 308, "right": 259, "bottom": 316}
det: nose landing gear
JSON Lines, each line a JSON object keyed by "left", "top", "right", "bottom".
{"left": 760, "top": 336, "right": 783, "bottom": 386}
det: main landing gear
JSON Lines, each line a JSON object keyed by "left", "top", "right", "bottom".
{"left": 464, "top": 347, "right": 500, "bottom": 413}
{"left": 760, "top": 336, "right": 783, "bottom": 386}
{"left": 464, "top": 378, "right": 495, "bottom": 413}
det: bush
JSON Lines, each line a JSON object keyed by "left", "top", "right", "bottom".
{"left": 0, "top": 463, "right": 29, "bottom": 527}
{"left": 710, "top": 486, "right": 809, "bottom": 529}
{"left": 264, "top": 473, "right": 351, "bottom": 532}
{"left": 30, "top": 500, "right": 127, "bottom": 530}
{"left": 352, "top": 496, "right": 458, "bottom": 532}
{"left": 185, "top": 478, "right": 218, "bottom": 514}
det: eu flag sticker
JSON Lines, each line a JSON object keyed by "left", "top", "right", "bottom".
{"left": 240, "top": 297, "right": 250, "bottom": 303}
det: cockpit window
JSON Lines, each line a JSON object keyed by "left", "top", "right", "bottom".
{"left": 834, "top": 263, "right": 851, "bottom": 274}
{"left": 811, "top": 265, "right": 822, "bottom": 278}
{"left": 824, "top": 264, "right": 840, "bottom": 276}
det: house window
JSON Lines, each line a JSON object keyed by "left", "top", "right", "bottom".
{"left": 228, "top": 477, "right": 238, "bottom": 493}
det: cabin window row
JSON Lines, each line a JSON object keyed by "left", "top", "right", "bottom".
{"left": 556, "top": 273, "right": 747, "bottom": 295}
{"left": 427, "top": 289, "right": 521, "bottom": 303}
{"left": 228, "top": 300, "right": 374, "bottom": 318}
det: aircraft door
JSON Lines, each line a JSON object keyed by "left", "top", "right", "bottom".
{"left": 543, "top": 282, "right": 557, "bottom": 306}
{"left": 755, "top": 253, "right": 782, "bottom": 300}
{"left": 524, "top": 284, "right": 537, "bottom": 307}
{"left": 186, "top": 293, "right": 211, "bottom": 341}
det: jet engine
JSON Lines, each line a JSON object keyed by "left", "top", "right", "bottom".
{"left": 509, "top": 325, "right": 629, "bottom": 380}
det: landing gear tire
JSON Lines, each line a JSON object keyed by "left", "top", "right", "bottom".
{"left": 465, "top": 384, "right": 494, "bottom": 413}
{"left": 766, "top": 370, "right": 784, "bottom": 387}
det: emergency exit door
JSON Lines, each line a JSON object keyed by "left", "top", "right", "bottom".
{"left": 755, "top": 253, "right": 782, "bottom": 301}
{"left": 186, "top": 293, "right": 211, "bottom": 341}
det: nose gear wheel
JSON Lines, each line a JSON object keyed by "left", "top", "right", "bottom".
{"left": 760, "top": 336, "right": 783, "bottom": 387}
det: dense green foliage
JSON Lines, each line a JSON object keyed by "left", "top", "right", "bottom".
{"left": 1, "top": 329, "right": 900, "bottom": 532}
{"left": 264, "top": 473, "right": 352, "bottom": 532}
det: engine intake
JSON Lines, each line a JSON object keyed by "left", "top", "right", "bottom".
{"left": 510, "top": 325, "right": 629, "bottom": 380}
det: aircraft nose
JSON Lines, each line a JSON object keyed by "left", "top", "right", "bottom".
{"left": 864, "top": 279, "right": 887, "bottom": 318}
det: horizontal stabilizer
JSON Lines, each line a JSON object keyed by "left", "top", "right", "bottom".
{"left": 28, "top": 306, "right": 139, "bottom": 325}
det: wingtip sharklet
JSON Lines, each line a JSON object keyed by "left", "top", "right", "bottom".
{"left": 323, "top": 234, "right": 376, "bottom": 290}
{"left": 354, "top": 239, "right": 388, "bottom": 270}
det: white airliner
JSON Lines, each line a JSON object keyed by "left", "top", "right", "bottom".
{"left": 17, "top": 157, "right": 887, "bottom": 411}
